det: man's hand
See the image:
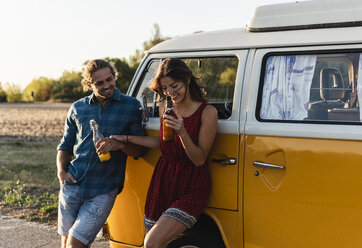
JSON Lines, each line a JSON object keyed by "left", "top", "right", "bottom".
{"left": 96, "top": 137, "right": 125, "bottom": 154}
{"left": 57, "top": 170, "right": 77, "bottom": 185}
{"left": 56, "top": 150, "right": 75, "bottom": 185}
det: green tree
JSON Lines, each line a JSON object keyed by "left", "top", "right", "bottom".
{"left": 5, "top": 83, "right": 22, "bottom": 102}
{"left": 53, "top": 70, "right": 85, "bottom": 101}
{"left": 23, "top": 77, "right": 55, "bottom": 102}
{"left": 220, "top": 67, "right": 237, "bottom": 85}
{"left": 23, "top": 71, "right": 85, "bottom": 102}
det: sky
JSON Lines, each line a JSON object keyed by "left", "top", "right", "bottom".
{"left": 0, "top": 0, "right": 297, "bottom": 89}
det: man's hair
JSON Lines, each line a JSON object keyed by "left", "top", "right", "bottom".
{"left": 81, "top": 59, "right": 118, "bottom": 91}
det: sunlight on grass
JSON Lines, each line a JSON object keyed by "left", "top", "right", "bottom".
{"left": 0, "top": 142, "right": 58, "bottom": 185}
{"left": 0, "top": 142, "right": 59, "bottom": 225}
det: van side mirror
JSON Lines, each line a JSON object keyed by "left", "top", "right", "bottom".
{"left": 140, "top": 95, "right": 153, "bottom": 126}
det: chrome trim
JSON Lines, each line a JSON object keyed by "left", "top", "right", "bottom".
{"left": 212, "top": 158, "right": 237, "bottom": 166}
{"left": 253, "top": 161, "right": 284, "bottom": 169}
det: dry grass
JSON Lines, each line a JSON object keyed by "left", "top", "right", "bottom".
{"left": 0, "top": 102, "right": 71, "bottom": 226}
{"left": 0, "top": 102, "right": 70, "bottom": 143}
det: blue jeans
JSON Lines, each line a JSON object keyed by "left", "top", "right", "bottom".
{"left": 57, "top": 185, "right": 117, "bottom": 246}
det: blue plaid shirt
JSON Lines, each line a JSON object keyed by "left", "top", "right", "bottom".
{"left": 57, "top": 88, "right": 145, "bottom": 199}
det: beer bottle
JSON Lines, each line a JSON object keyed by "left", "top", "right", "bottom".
{"left": 89, "top": 119, "right": 111, "bottom": 162}
{"left": 162, "top": 96, "right": 176, "bottom": 142}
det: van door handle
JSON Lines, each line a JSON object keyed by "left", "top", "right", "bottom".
{"left": 212, "top": 158, "right": 237, "bottom": 166}
{"left": 253, "top": 161, "right": 284, "bottom": 169}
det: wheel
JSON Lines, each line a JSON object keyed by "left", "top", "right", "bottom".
{"left": 167, "top": 214, "right": 226, "bottom": 248}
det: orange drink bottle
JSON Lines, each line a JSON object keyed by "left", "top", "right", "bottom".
{"left": 89, "top": 119, "right": 111, "bottom": 162}
{"left": 162, "top": 96, "right": 176, "bottom": 142}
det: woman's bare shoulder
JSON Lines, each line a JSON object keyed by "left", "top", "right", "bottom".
{"left": 202, "top": 104, "right": 218, "bottom": 119}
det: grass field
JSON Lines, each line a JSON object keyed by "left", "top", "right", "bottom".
{"left": 0, "top": 102, "right": 70, "bottom": 226}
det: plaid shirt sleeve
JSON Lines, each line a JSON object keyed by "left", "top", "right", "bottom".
{"left": 57, "top": 104, "right": 76, "bottom": 154}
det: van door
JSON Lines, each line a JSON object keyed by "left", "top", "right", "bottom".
{"left": 107, "top": 51, "right": 247, "bottom": 247}
{"left": 244, "top": 47, "right": 362, "bottom": 248}
{"left": 136, "top": 53, "right": 244, "bottom": 211}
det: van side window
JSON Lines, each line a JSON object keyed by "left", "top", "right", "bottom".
{"left": 258, "top": 52, "right": 361, "bottom": 124}
{"left": 185, "top": 57, "right": 238, "bottom": 119}
{"left": 136, "top": 60, "right": 161, "bottom": 117}
{"left": 137, "top": 57, "right": 238, "bottom": 119}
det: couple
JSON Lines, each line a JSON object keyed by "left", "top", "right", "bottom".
{"left": 56, "top": 58, "right": 218, "bottom": 248}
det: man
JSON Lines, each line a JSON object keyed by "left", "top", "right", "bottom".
{"left": 57, "top": 59, "right": 145, "bottom": 248}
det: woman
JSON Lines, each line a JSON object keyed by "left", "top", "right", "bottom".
{"left": 111, "top": 58, "right": 218, "bottom": 248}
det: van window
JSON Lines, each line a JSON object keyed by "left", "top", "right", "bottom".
{"left": 137, "top": 57, "right": 238, "bottom": 119}
{"left": 136, "top": 59, "right": 161, "bottom": 113}
{"left": 258, "top": 52, "right": 362, "bottom": 124}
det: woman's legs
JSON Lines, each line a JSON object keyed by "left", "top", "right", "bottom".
{"left": 144, "top": 216, "right": 187, "bottom": 248}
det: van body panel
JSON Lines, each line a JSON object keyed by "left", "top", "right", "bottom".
{"left": 204, "top": 208, "right": 240, "bottom": 248}
{"left": 107, "top": 133, "right": 240, "bottom": 247}
{"left": 243, "top": 135, "right": 362, "bottom": 248}
{"left": 107, "top": 130, "right": 158, "bottom": 246}
{"left": 109, "top": 241, "right": 138, "bottom": 248}
{"left": 243, "top": 43, "right": 362, "bottom": 247}
{"left": 207, "top": 133, "right": 239, "bottom": 210}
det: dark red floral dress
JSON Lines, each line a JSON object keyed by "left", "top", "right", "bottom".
{"left": 144, "top": 102, "right": 211, "bottom": 232}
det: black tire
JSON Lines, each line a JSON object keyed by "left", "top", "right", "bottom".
{"left": 167, "top": 214, "right": 226, "bottom": 248}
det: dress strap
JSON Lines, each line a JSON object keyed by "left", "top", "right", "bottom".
{"left": 184, "top": 101, "right": 208, "bottom": 119}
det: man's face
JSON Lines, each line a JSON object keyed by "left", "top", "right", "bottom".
{"left": 88, "top": 67, "right": 116, "bottom": 104}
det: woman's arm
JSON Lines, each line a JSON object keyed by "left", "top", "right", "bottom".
{"left": 96, "top": 135, "right": 158, "bottom": 157}
{"left": 110, "top": 135, "right": 160, "bottom": 149}
{"left": 112, "top": 101, "right": 162, "bottom": 149}
{"left": 165, "top": 105, "right": 218, "bottom": 166}
{"left": 98, "top": 102, "right": 163, "bottom": 153}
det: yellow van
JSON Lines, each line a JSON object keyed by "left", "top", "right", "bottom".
{"left": 105, "top": 1, "right": 362, "bottom": 247}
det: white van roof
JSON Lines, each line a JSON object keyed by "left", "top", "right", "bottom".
{"left": 247, "top": 0, "right": 362, "bottom": 32}
{"left": 148, "top": 0, "right": 362, "bottom": 54}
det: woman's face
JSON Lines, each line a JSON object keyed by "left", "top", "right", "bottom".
{"left": 160, "top": 76, "right": 188, "bottom": 103}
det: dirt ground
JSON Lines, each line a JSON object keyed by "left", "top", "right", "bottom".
{"left": 0, "top": 186, "right": 59, "bottom": 227}
{"left": 0, "top": 102, "right": 70, "bottom": 143}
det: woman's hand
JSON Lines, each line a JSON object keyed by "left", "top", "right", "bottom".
{"left": 164, "top": 108, "right": 186, "bottom": 137}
